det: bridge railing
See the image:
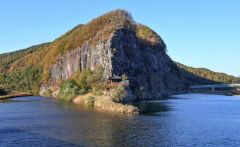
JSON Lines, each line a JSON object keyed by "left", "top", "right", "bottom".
{"left": 190, "top": 84, "right": 240, "bottom": 89}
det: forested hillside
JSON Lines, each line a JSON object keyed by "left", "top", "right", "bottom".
{"left": 0, "top": 44, "right": 49, "bottom": 94}
{"left": 0, "top": 43, "right": 48, "bottom": 73}
{"left": 176, "top": 62, "right": 240, "bottom": 84}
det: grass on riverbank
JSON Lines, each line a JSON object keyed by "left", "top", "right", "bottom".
{"left": 73, "top": 93, "right": 139, "bottom": 114}
{"left": 0, "top": 92, "right": 33, "bottom": 100}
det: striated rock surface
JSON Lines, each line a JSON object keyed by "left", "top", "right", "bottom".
{"left": 49, "top": 39, "right": 113, "bottom": 83}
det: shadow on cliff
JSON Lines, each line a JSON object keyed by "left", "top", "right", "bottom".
{"left": 109, "top": 28, "right": 222, "bottom": 100}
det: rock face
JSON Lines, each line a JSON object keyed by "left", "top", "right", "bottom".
{"left": 42, "top": 28, "right": 187, "bottom": 100}
{"left": 110, "top": 29, "right": 187, "bottom": 99}
{"left": 49, "top": 37, "right": 113, "bottom": 83}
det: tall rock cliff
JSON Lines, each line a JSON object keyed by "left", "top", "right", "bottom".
{"left": 41, "top": 10, "right": 187, "bottom": 100}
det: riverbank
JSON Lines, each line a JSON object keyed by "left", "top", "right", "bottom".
{"left": 0, "top": 92, "right": 33, "bottom": 100}
{"left": 56, "top": 88, "right": 240, "bottom": 114}
{"left": 73, "top": 93, "right": 139, "bottom": 114}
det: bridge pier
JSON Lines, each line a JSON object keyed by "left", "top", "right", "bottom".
{"left": 212, "top": 87, "right": 215, "bottom": 92}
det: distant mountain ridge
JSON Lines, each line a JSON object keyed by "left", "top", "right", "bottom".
{"left": 176, "top": 62, "right": 240, "bottom": 84}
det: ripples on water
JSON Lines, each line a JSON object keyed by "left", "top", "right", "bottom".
{"left": 0, "top": 94, "right": 240, "bottom": 146}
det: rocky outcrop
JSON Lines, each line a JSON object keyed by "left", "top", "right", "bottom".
{"left": 49, "top": 37, "right": 113, "bottom": 83}
{"left": 42, "top": 28, "right": 187, "bottom": 101}
{"left": 39, "top": 84, "right": 59, "bottom": 98}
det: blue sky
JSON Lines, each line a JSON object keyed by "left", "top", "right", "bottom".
{"left": 0, "top": 0, "right": 239, "bottom": 76}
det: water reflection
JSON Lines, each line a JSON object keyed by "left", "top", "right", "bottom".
{"left": 132, "top": 100, "right": 172, "bottom": 114}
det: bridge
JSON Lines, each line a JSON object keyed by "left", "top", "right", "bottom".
{"left": 190, "top": 84, "right": 240, "bottom": 92}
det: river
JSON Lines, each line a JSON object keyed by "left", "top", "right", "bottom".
{"left": 0, "top": 94, "right": 240, "bottom": 146}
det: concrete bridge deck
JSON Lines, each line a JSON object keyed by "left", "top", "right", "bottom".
{"left": 190, "top": 84, "right": 240, "bottom": 92}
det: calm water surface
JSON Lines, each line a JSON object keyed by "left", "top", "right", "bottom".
{"left": 1, "top": 94, "right": 240, "bottom": 146}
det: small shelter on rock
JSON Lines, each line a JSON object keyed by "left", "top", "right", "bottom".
{"left": 109, "top": 74, "right": 122, "bottom": 85}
